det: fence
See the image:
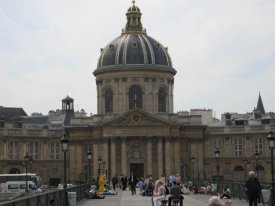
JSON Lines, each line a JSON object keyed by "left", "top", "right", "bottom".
{"left": 0, "top": 183, "right": 89, "bottom": 206}
{"left": 192, "top": 179, "right": 271, "bottom": 203}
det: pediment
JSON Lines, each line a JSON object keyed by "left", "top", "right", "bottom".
{"left": 101, "top": 109, "right": 170, "bottom": 127}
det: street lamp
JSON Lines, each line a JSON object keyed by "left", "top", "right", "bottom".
{"left": 60, "top": 133, "right": 69, "bottom": 206}
{"left": 267, "top": 131, "right": 275, "bottom": 206}
{"left": 29, "top": 156, "right": 33, "bottom": 173}
{"left": 97, "top": 155, "right": 102, "bottom": 189}
{"left": 243, "top": 157, "right": 248, "bottom": 181}
{"left": 214, "top": 148, "right": 220, "bottom": 194}
{"left": 190, "top": 157, "right": 195, "bottom": 185}
{"left": 254, "top": 152, "right": 259, "bottom": 178}
{"left": 87, "top": 149, "right": 92, "bottom": 187}
{"left": 24, "top": 153, "right": 30, "bottom": 192}
{"left": 180, "top": 161, "right": 183, "bottom": 181}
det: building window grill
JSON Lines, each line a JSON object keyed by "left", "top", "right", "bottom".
{"left": 8, "top": 141, "right": 19, "bottom": 160}
{"left": 233, "top": 138, "right": 243, "bottom": 157}
{"left": 129, "top": 85, "right": 142, "bottom": 110}
{"left": 158, "top": 88, "right": 166, "bottom": 112}
{"left": 254, "top": 138, "right": 263, "bottom": 154}
{"left": 51, "top": 142, "right": 60, "bottom": 160}
{"left": 105, "top": 89, "right": 113, "bottom": 113}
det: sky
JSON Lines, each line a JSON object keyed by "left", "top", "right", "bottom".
{"left": 1, "top": 0, "right": 275, "bottom": 119}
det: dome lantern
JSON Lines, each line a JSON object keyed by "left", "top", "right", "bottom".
{"left": 124, "top": 0, "right": 145, "bottom": 34}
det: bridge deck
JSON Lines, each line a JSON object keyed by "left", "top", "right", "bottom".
{"left": 78, "top": 190, "right": 249, "bottom": 206}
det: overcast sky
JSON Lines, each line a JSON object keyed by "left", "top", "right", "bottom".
{"left": 1, "top": 0, "right": 275, "bottom": 119}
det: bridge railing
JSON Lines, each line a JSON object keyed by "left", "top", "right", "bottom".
{"left": 192, "top": 179, "right": 270, "bottom": 200}
{"left": 0, "top": 183, "right": 89, "bottom": 206}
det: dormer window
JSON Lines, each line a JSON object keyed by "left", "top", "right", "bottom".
{"left": 109, "top": 44, "right": 113, "bottom": 50}
{"left": 132, "top": 42, "right": 137, "bottom": 48}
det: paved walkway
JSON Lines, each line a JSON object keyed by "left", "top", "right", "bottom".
{"left": 78, "top": 190, "right": 249, "bottom": 206}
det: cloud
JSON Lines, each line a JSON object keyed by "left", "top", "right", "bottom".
{"left": 0, "top": 0, "right": 274, "bottom": 118}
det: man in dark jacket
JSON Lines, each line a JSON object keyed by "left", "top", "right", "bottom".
{"left": 168, "top": 181, "right": 184, "bottom": 206}
{"left": 245, "top": 171, "right": 261, "bottom": 206}
{"left": 128, "top": 172, "right": 138, "bottom": 195}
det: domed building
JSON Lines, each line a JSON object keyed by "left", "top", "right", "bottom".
{"left": 68, "top": 1, "right": 206, "bottom": 181}
{"left": 0, "top": 1, "right": 273, "bottom": 187}
{"left": 93, "top": 1, "right": 176, "bottom": 114}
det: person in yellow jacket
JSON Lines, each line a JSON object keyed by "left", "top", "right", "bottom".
{"left": 98, "top": 174, "right": 105, "bottom": 193}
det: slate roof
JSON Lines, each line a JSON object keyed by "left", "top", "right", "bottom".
{"left": 0, "top": 107, "right": 28, "bottom": 123}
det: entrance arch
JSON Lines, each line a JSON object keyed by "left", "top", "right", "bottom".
{"left": 9, "top": 168, "right": 21, "bottom": 174}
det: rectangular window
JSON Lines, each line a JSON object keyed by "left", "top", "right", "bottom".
{"left": 50, "top": 142, "right": 60, "bottom": 160}
{"left": 8, "top": 141, "right": 19, "bottom": 160}
{"left": 29, "top": 142, "right": 39, "bottom": 160}
{"left": 234, "top": 138, "right": 242, "bottom": 157}
{"left": 254, "top": 138, "right": 263, "bottom": 155}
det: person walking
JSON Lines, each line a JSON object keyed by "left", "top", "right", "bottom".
{"left": 128, "top": 171, "right": 138, "bottom": 195}
{"left": 245, "top": 171, "right": 261, "bottom": 206}
{"left": 111, "top": 176, "right": 118, "bottom": 191}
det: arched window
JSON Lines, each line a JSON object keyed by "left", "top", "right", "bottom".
{"left": 234, "top": 165, "right": 244, "bottom": 181}
{"left": 105, "top": 89, "right": 113, "bottom": 113}
{"left": 158, "top": 88, "right": 166, "bottom": 112}
{"left": 129, "top": 85, "right": 142, "bottom": 110}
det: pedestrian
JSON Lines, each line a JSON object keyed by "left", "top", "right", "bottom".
{"left": 128, "top": 171, "right": 138, "bottom": 195}
{"left": 111, "top": 176, "right": 118, "bottom": 191}
{"left": 49, "top": 199, "right": 56, "bottom": 206}
{"left": 245, "top": 171, "right": 261, "bottom": 206}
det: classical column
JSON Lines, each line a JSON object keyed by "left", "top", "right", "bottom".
{"left": 147, "top": 138, "right": 153, "bottom": 176}
{"left": 174, "top": 138, "right": 181, "bottom": 174}
{"left": 92, "top": 142, "right": 98, "bottom": 177}
{"left": 157, "top": 138, "right": 163, "bottom": 178}
{"left": 121, "top": 138, "right": 127, "bottom": 175}
{"left": 165, "top": 137, "right": 171, "bottom": 176}
{"left": 111, "top": 139, "right": 116, "bottom": 177}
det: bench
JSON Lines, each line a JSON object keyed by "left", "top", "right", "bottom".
{"left": 161, "top": 199, "right": 168, "bottom": 206}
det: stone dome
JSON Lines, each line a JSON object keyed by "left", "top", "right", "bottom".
{"left": 93, "top": 1, "right": 176, "bottom": 75}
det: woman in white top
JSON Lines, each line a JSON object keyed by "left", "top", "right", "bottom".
{"left": 152, "top": 180, "right": 166, "bottom": 206}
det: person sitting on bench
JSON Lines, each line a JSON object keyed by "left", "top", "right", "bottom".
{"left": 168, "top": 181, "right": 184, "bottom": 206}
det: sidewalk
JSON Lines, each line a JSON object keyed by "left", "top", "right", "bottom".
{"left": 78, "top": 189, "right": 249, "bottom": 206}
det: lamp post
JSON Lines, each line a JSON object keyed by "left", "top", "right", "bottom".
{"left": 254, "top": 152, "right": 259, "bottom": 178}
{"left": 87, "top": 149, "right": 92, "bottom": 187}
{"left": 180, "top": 161, "right": 183, "bottom": 181}
{"left": 214, "top": 148, "right": 220, "bottom": 194}
{"left": 190, "top": 157, "right": 195, "bottom": 185}
{"left": 60, "top": 133, "right": 69, "bottom": 206}
{"left": 243, "top": 157, "right": 248, "bottom": 181}
{"left": 267, "top": 132, "right": 275, "bottom": 206}
{"left": 97, "top": 155, "right": 102, "bottom": 189}
{"left": 24, "top": 153, "right": 30, "bottom": 192}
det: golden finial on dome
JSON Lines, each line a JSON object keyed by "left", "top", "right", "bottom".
{"left": 132, "top": 0, "right": 135, "bottom": 6}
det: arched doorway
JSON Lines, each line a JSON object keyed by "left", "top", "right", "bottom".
{"left": 234, "top": 165, "right": 244, "bottom": 181}
{"left": 256, "top": 165, "right": 265, "bottom": 182}
{"left": 9, "top": 168, "right": 21, "bottom": 174}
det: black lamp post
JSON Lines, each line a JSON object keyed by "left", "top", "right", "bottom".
{"left": 214, "top": 148, "right": 220, "bottom": 194}
{"left": 60, "top": 133, "right": 69, "bottom": 206}
{"left": 267, "top": 132, "right": 275, "bottom": 206}
{"left": 180, "top": 161, "right": 183, "bottom": 181}
{"left": 254, "top": 152, "right": 259, "bottom": 178}
{"left": 24, "top": 153, "right": 30, "bottom": 192}
{"left": 97, "top": 155, "right": 102, "bottom": 189}
{"left": 243, "top": 157, "right": 248, "bottom": 181}
{"left": 87, "top": 149, "right": 92, "bottom": 187}
{"left": 190, "top": 157, "right": 195, "bottom": 185}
